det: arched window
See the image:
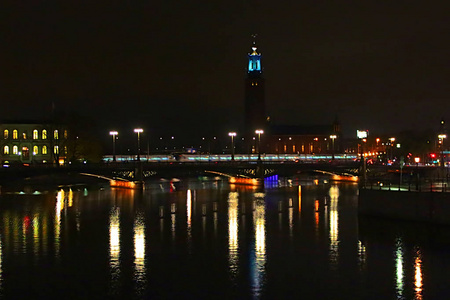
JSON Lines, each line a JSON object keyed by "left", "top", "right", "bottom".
{"left": 33, "top": 145, "right": 39, "bottom": 155}
{"left": 33, "top": 130, "right": 39, "bottom": 139}
{"left": 3, "top": 146, "right": 9, "bottom": 155}
{"left": 13, "top": 130, "right": 18, "bottom": 139}
{"left": 42, "top": 145, "right": 47, "bottom": 155}
{"left": 13, "top": 145, "right": 18, "bottom": 154}
{"left": 42, "top": 130, "right": 47, "bottom": 139}
{"left": 54, "top": 130, "right": 59, "bottom": 140}
{"left": 3, "top": 130, "right": 8, "bottom": 139}
{"left": 54, "top": 146, "right": 59, "bottom": 154}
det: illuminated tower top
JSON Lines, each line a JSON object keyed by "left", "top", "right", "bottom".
{"left": 247, "top": 40, "right": 262, "bottom": 77}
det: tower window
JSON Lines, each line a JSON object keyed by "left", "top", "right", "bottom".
{"left": 3, "top": 146, "right": 9, "bottom": 155}
{"left": 3, "top": 130, "right": 8, "bottom": 139}
{"left": 13, "top": 145, "right": 18, "bottom": 154}
{"left": 42, "top": 130, "right": 47, "bottom": 139}
{"left": 42, "top": 146, "right": 47, "bottom": 155}
{"left": 54, "top": 130, "right": 59, "bottom": 140}
{"left": 33, "top": 145, "right": 39, "bottom": 155}
{"left": 13, "top": 130, "right": 18, "bottom": 139}
{"left": 33, "top": 130, "right": 39, "bottom": 139}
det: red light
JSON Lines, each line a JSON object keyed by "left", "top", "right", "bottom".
{"left": 430, "top": 153, "right": 436, "bottom": 158}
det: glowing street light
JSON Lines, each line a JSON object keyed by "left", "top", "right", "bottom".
{"left": 357, "top": 130, "right": 368, "bottom": 186}
{"left": 255, "top": 129, "right": 264, "bottom": 161}
{"left": 109, "top": 131, "right": 118, "bottom": 162}
{"left": 228, "top": 132, "right": 237, "bottom": 161}
{"left": 438, "top": 134, "right": 447, "bottom": 168}
{"left": 330, "top": 135, "right": 337, "bottom": 160}
{"left": 134, "top": 128, "right": 143, "bottom": 161}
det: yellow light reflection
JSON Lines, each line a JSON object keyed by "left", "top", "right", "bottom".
{"left": 109, "top": 207, "right": 120, "bottom": 291}
{"left": 288, "top": 198, "right": 293, "bottom": 237}
{"left": 415, "top": 249, "right": 423, "bottom": 300}
{"left": 68, "top": 188, "right": 73, "bottom": 207}
{"left": 228, "top": 192, "right": 239, "bottom": 279}
{"left": 33, "top": 214, "right": 40, "bottom": 257}
{"left": 252, "top": 193, "right": 266, "bottom": 298}
{"left": 55, "top": 189, "right": 64, "bottom": 257}
{"left": 329, "top": 185, "right": 339, "bottom": 266}
{"left": 395, "top": 238, "right": 404, "bottom": 298}
{"left": 298, "top": 186, "right": 302, "bottom": 214}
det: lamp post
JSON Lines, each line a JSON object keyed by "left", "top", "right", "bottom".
{"left": 414, "top": 156, "right": 420, "bottom": 191}
{"left": 357, "top": 130, "right": 368, "bottom": 187}
{"left": 134, "top": 128, "right": 143, "bottom": 161}
{"left": 330, "top": 135, "right": 337, "bottom": 160}
{"left": 109, "top": 131, "right": 118, "bottom": 162}
{"left": 228, "top": 132, "right": 236, "bottom": 161}
{"left": 389, "top": 137, "right": 396, "bottom": 162}
{"left": 255, "top": 129, "right": 264, "bottom": 161}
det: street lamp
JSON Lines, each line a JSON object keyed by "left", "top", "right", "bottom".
{"left": 228, "top": 132, "right": 237, "bottom": 161}
{"left": 330, "top": 135, "right": 337, "bottom": 160}
{"left": 109, "top": 131, "right": 118, "bottom": 162}
{"left": 414, "top": 157, "right": 420, "bottom": 190}
{"left": 255, "top": 129, "right": 264, "bottom": 161}
{"left": 357, "top": 130, "right": 368, "bottom": 187}
{"left": 134, "top": 128, "right": 143, "bottom": 161}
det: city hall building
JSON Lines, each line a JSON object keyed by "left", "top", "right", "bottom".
{"left": 0, "top": 121, "right": 67, "bottom": 165}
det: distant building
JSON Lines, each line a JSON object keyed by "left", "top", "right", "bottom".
{"left": 242, "top": 39, "right": 341, "bottom": 155}
{"left": 244, "top": 41, "right": 266, "bottom": 136}
{"left": 0, "top": 121, "right": 68, "bottom": 165}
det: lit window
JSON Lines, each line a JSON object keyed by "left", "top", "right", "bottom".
{"left": 64, "top": 130, "right": 68, "bottom": 139}
{"left": 23, "top": 132, "right": 27, "bottom": 139}
{"left": 54, "top": 146, "right": 59, "bottom": 154}
{"left": 13, "top": 145, "right": 18, "bottom": 154}
{"left": 33, "top": 130, "right": 38, "bottom": 139}
{"left": 42, "top": 146, "right": 47, "bottom": 155}
{"left": 54, "top": 130, "right": 59, "bottom": 140}
{"left": 13, "top": 130, "right": 18, "bottom": 139}
{"left": 42, "top": 130, "right": 47, "bottom": 139}
{"left": 3, "top": 146, "right": 9, "bottom": 154}
{"left": 3, "top": 130, "right": 8, "bottom": 139}
{"left": 33, "top": 145, "right": 39, "bottom": 155}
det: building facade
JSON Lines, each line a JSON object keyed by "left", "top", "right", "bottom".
{"left": 0, "top": 122, "right": 67, "bottom": 165}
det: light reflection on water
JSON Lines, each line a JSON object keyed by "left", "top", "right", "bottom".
{"left": 109, "top": 206, "right": 120, "bottom": 293}
{"left": 251, "top": 193, "right": 266, "bottom": 298}
{"left": 1, "top": 179, "right": 450, "bottom": 298}
{"left": 329, "top": 185, "right": 339, "bottom": 267}
{"left": 228, "top": 191, "right": 239, "bottom": 281}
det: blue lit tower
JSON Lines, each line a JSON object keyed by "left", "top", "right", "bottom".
{"left": 244, "top": 41, "right": 266, "bottom": 135}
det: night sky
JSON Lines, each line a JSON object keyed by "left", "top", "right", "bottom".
{"left": 2, "top": 1, "right": 449, "bottom": 138}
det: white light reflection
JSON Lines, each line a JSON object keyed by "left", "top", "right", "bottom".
{"left": 329, "top": 185, "right": 339, "bottom": 267}
{"left": 288, "top": 198, "right": 293, "bottom": 237}
{"left": 251, "top": 193, "right": 266, "bottom": 298}
{"left": 134, "top": 213, "right": 146, "bottom": 294}
{"left": 55, "top": 189, "right": 65, "bottom": 257}
{"left": 187, "top": 190, "right": 192, "bottom": 252}
{"left": 109, "top": 207, "right": 121, "bottom": 293}
{"left": 395, "top": 238, "right": 404, "bottom": 299}
{"left": 228, "top": 192, "right": 239, "bottom": 280}
{"left": 414, "top": 248, "right": 423, "bottom": 300}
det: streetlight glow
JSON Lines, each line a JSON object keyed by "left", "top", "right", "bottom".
{"left": 134, "top": 128, "right": 144, "bottom": 161}
{"left": 330, "top": 135, "right": 337, "bottom": 160}
{"left": 255, "top": 129, "right": 264, "bottom": 161}
{"left": 228, "top": 132, "right": 237, "bottom": 161}
{"left": 109, "top": 131, "right": 118, "bottom": 161}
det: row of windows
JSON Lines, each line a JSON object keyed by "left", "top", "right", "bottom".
{"left": 3, "top": 145, "right": 61, "bottom": 155}
{"left": 3, "top": 129, "right": 66, "bottom": 140}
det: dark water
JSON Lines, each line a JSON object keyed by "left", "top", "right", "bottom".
{"left": 1, "top": 177, "right": 450, "bottom": 299}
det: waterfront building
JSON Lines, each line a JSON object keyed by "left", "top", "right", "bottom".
{"left": 0, "top": 121, "right": 68, "bottom": 165}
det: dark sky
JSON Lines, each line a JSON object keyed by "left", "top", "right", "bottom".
{"left": 2, "top": 0, "right": 449, "bottom": 139}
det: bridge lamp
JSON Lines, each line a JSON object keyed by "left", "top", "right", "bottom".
{"left": 330, "top": 135, "right": 337, "bottom": 160}
{"left": 228, "top": 132, "right": 237, "bottom": 161}
{"left": 255, "top": 129, "right": 264, "bottom": 161}
{"left": 109, "top": 131, "right": 118, "bottom": 162}
{"left": 134, "top": 128, "right": 144, "bottom": 161}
